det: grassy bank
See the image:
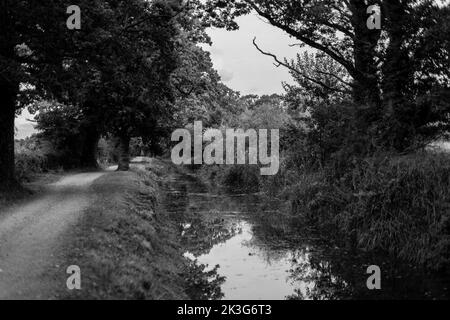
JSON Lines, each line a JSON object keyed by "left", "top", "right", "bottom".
{"left": 261, "top": 152, "right": 449, "bottom": 272}
{"left": 62, "top": 167, "right": 194, "bottom": 299}
{"left": 199, "top": 151, "right": 450, "bottom": 272}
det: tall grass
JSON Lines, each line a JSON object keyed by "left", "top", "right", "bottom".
{"left": 291, "top": 152, "right": 450, "bottom": 270}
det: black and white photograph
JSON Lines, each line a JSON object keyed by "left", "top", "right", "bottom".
{"left": 1, "top": 0, "right": 450, "bottom": 306}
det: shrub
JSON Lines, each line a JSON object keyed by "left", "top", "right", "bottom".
{"left": 15, "top": 151, "right": 48, "bottom": 182}
{"left": 14, "top": 136, "right": 57, "bottom": 181}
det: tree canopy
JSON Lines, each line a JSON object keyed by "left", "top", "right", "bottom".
{"left": 203, "top": 0, "right": 450, "bottom": 151}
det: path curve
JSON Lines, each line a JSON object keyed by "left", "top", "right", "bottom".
{"left": 0, "top": 172, "right": 105, "bottom": 299}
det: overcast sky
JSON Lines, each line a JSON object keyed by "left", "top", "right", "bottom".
{"left": 203, "top": 13, "right": 300, "bottom": 96}
{"left": 16, "top": 13, "right": 299, "bottom": 139}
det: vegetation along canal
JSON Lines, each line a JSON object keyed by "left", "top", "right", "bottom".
{"left": 157, "top": 163, "right": 450, "bottom": 300}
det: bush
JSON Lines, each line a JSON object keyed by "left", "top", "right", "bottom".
{"left": 292, "top": 152, "right": 450, "bottom": 270}
{"left": 15, "top": 151, "right": 48, "bottom": 181}
{"left": 14, "top": 136, "right": 58, "bottom": 181}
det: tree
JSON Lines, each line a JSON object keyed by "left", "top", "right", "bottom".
{"left": 0, "top": 0, "right": 68, "bottom": 188}
{"left": 283, "top": 52, "right": 351, "bottom": 113}
{"left": 34, "top": 101, "right": 89, "bottom": 168}
{"left": 99, "top": 0, "right": 181, "bottom": 170}
{"left": 32, "top": 0, "right": 182, "bottom": 171}
{"left": 1, "top": 0, "right": 28, "bottom": 188}
{"left": 202, "top": 0, "right": 450, "bottom": 151}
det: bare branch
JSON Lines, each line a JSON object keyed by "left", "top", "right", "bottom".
{"left": 243, "top": 0, "right": 357, "bottom": 79}
{"left": 252, "top": 37, "right": 351, "bottom": 94}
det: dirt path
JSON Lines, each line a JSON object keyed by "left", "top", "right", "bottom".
{"left": 0, "top": 171, "right": 106, "bottom": 299}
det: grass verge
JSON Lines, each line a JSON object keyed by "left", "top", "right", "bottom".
{"left": 63, "top": 168, "right": 191, "bottom": 299}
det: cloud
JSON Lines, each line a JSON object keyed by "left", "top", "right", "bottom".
{"left": 219, "top": 69, "right": 234, "bottom": 82}
{"left": 15, "top": 122, "right": 37, "bottom": 140}
{"left": 209, "top": 46, "right": 223, "bottom": 56}
{"left": 206, "top": 14, "right": 300, "bottom": 95}
{"left": 15, "top": 110, "right": 37, "bottom": 139}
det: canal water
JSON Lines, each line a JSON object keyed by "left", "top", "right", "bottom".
{"left": 155, "top": 162, "right": 450, "bottom": 300}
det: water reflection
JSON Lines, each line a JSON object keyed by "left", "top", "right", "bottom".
{"left": 187, "top": 221, "right": 309, "bottom": 299}
{"left": 158, "top": 165, "right": 450, "bottom": 300}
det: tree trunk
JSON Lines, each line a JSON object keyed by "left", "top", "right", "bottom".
{"left": 79, "top": 124, "right": 100, "bottom": 169}
{"left": 117, "top": 135, "right": 131, "bottom": 171}
{"left": 0, "top": 81, "right": 18, "bottom": 190}
{"left": 0, "top": 0, "right": 20, "bottom": 190}
{"left": 381, "top": 0, "right": 413, "bottom": 103}
{"left": 380, "top": 0, "right": 415, "bottom": 151}
{"left": 349, "top": 0, "right": 382, "bottom": 110}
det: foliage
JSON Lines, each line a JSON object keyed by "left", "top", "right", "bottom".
{"left": 14, "top": 135, "right": 60, "bottom": 181}
{"left": 184, "top": 262, "right": 225, "bottom": 300}
{"left": 30, "top": 0, "right": 227, "bottom": 168}
{"left": 97, "top": 137, "right": 119, "bottom": 165}
{"left": 204, "top": 0, "right": 450, "bottom": 152}
{"left": 284, "top": 52, "right": 351, "bottom": 117}
{"left": 291, "top": 152, "right": 450, "bottom": 270}
{"left": 197, "top": 94, "right": 291, "bottom": 192}
{"left": 34, "top": 101, "right": 96, "bottom": 168}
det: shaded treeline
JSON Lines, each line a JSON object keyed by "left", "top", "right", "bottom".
{"left": 0, "top": 0, "right": 228, "bottom": 189}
